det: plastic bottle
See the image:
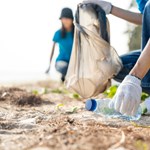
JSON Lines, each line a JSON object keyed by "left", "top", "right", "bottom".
{"left": 85, "top": 98, "right": 150, "bottom": 121}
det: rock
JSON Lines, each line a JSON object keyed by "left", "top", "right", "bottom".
{"left": 19, "top": 118, "right": 36, "bottom": 125}
{"left": 19, "top": 118, "right": 37, "bottom": 129}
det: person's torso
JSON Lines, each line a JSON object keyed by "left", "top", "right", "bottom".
{"left": 136, "top": 0, "right": 148, "bottom": 13}
{"left": 55, "top": 30, "right": 73, "bottom": 62}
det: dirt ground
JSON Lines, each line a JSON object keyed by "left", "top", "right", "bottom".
{"left": 0, "top": 80, "right": 150, "bottom": 150}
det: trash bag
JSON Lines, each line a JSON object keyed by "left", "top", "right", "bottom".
{"left": 65, "top": 3, "right": 123, "bottom": 98}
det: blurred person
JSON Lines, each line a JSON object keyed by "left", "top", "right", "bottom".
{"left": 46, "top": 8, "right": 74, "bottom": 82}
{"left": 83, "top": 0, "right": 150, "bottom": 116}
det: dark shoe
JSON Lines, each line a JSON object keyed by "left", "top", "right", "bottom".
{"left": 61, "top": 76, "right": 65, "bottom": 82}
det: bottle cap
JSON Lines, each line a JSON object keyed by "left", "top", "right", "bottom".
{"left": 85, "top": 99, "right": 97, "bottom": 111}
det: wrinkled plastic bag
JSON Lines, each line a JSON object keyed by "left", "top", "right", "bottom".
{"left": 65, "top": 3, "right": 122, "bottom": 98}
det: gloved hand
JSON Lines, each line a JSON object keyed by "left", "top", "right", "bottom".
{"left": 83, "top": 0, "right": 112, "bottom": 14}
{"left": 109, "top": 75, "right": 142, "bottom": 116}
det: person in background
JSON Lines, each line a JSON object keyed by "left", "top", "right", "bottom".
{"left": 46, "top": 8, "right": 74, "bottom": 82}
{"left": 83, "top": 0, "right": 150, "bottom": 116}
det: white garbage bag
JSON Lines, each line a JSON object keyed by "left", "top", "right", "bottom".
{"left": 65, "top": 3, "right": 122, "bottom": 98}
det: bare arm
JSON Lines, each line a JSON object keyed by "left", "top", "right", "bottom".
{"left": 130, "top": 39, "right": 150, "bottom": 79}
{"left": 45, "top": 42, "right": 56, "bottom": 74}
{"left": 49, "top": 42, "right": 56, "bottom": 63}
{"left": 111, "top": 6, "right": 142, "bottom": 25}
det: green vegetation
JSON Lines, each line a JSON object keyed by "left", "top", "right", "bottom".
{"left": 66, "top": 106, "right": 78, "bottom": 114}
{"left": 56, "top": 103, "right": 64, "bottom": 110}
{"left": 135, "top": 140, "right": 148, "bottom": 150}
{"left": 72, "top": 93, "right": 80, "bottom": 99}
{"left": 51, "top": 87, "right": 69, "bottom": 94}
{"left": 51, "top": 89, "right": 63, "bottom": 94}
{"left": 104, "top": 85, "right": 118, "bottom": 98}
{"left": 51, "top": 88, "right": 80, "bottom": 99}
{"left": 126, "top": 0, "right": 142, "bottom": 51}
{"left": 32, "top": 88, "right": 49, "bottom": 95}
{"left": 141, "top": 92, "right": 149, "bottom": 102}
{"left": 104, "top": 85, "right": 149, "bottom": 103}
{"left": 32, "top": 90, "right": 39, "bottom": 95}
{"left": 126, "top": 26, "right": 142, "bottom": 50}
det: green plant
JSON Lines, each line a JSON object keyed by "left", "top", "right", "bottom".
{"left": 104, "top": 85, "right": 118, "bottom": 98}
{"left": 72, "top": 93, "right": 80, "bottom": 99}
{"left": 32, "top": 88, "right": 50, "bottom": 95}
{"left": 135, "top": 140, "right": 148, "bottom": 150}
{"left": 51, "top": 89, "right": 63, "bottom": 94}
{"left": 56, "top": 103, "right": 64, "bottom": 110}
{"left": 66, "top": 106, "right": 78, "bottom": 114}
{"left": 51, "top": 88, "right": 70, "bottom": 94}
{"left": 125, "top": 0, "right": 142, "bottom": 51}
{"left": 141, "top": 92, "right": 149, "bottom": 102}
{"left": 104, "top": 86, "right": 149, "bottom": 102}
{"left": 32, "top": 90, "right": 39, "bottom": 95}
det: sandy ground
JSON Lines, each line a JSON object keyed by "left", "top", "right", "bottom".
{"left": 0, "top": 80, "right": 150, "bottom": 150}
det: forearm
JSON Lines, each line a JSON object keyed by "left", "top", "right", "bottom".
{"left": 130, "top": 39, "right": 150, "bottom": 79}
{"left": 49, "top": 42, "right": 55, "bottom": 63}
{"left": 111, "top": 6, "right": 142, "bottom": 25}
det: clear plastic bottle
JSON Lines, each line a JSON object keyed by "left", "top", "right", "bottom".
{"left": 85, "top": 98, "right": 150, "bottom": 121}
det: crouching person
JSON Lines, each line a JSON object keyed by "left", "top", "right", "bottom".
{"left": 84, "top": 0, "right": 150, "bottom": 115}
{"left": 46, "top": 8, "right": 74, "bottom": 82}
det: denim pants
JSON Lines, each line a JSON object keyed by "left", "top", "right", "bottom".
{"left": 114, "top": 1, "right": 150, "bottom": 94}
{"left": 55, "top": 61, "right": 68, "bottom": 79}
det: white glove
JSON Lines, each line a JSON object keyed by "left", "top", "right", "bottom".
{"left": 109, "top": 75, "right": 142, "bottom": 116}
{"left": 83, "top": 0, "right": 112, "bottom": 14}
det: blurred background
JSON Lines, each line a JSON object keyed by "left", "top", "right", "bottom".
{"left": 0, "top": 0, "right": 141, "bottom": 84}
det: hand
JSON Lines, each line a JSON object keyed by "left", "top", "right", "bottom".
{"left": 45, "top": 65, "right": 51, "bottom": 74}
{"left": 83, "top": 0, "right": 112, "bottom": 14}
{"left": 109, "top": 75, "right": 142, "bottom": 116}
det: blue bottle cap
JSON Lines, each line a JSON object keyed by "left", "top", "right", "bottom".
{"left": 85, "top": 99, "right": 97, "bottom": 111}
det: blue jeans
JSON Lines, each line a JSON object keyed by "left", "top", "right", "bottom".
{"left": 114, "top": 1, "right": 150, "bottom": 94}
{"left": 55, "top": 61, "right": 68, "bottom": 80}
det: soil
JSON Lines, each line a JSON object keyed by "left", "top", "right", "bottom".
{"left": 0, "top": 80, "right": 150, "bottom": 150}
{"left": 0, "top": 87, "right": 43, "bottom": 106}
